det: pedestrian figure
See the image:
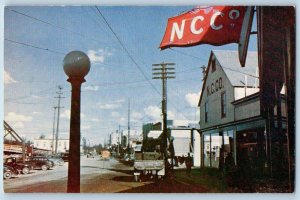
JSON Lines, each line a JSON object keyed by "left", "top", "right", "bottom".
{"left": 185, "top": 153, "right": 193, "bottom": 176}
{"left": 168, "top": 137, "right": 175, "bottom": 170}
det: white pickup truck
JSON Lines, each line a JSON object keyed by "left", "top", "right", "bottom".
{"left": 133, "top": 152, "right": 165, "bottom": 182}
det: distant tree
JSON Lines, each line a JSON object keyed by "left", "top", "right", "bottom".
{"left": 93, "top": 143, "right": 103, "bottom": 154}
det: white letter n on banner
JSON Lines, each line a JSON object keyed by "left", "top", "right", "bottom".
{"left": 170, "top": 20, "right": 186, "bottom": 42}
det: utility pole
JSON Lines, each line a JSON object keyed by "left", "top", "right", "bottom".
{"left": 52, "top": 106, "right": 58, "bottom": 154}
{"left": 54, "top": 86, "right": 64, "bottom": 154}
{"left": 128, "top": 99, "right": 130, "bottom": 148}
{"left": 152, "top": 62, "right": 175, "bottom": 174}
{"left": 118, "top": 124, "right": 121, "bottom": 155}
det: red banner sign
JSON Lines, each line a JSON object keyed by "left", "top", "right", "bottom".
{"left": 160, "top": 6, "right": 246, "bottom": 49}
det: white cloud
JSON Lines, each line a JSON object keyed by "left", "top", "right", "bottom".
{"left": 115, "top": 99, "right": 125, "bottom": 103}
{"left": 5, "top": 112, "right": 32, "bottom": 122}
{"left": 185, "top": 92, "right": 200, "bottom": 107}
{"left": 87, "top": 118, "right": 101, "bottom": 122}
{"left": 84, "top": 85, "right": 99, "bottom": 91}
{"left": 4, "top": 70, "right": 17, "bottom": 85}
{"left": 12, "top": 122, "right": 25, "bottom": 129}
{"left": 99, "top": 103, "right": 121, "bottom": 110}
{"left": 167, "top": 110, "right": 175, "bottom": 119}
{"left": 61, "top": 109, "right": 85, "bottom": 119}
{"left": 81, "top": 125, "right": 91, "bottom": 130}
{"left": 33, "top": 111, "right": 42, "bottom": 115}
{"left": 61, "top": 109, "right": 70, "bottom": 119}
{"left": 111, "top": 111, "right": 120, "bottom": 118}
{"left": 119, "top": 117, "right": 126, "bottom": 123}
{"left": 87, "top": 49, "right": 112, "bottom": 64}
{"left": 144, "top": 105, "right": 162, "bottom": 121}
{"left": 132, "top": 111, "right": 143, "bottom": 121}
{"left": 31, "top": 95, "right": 41, "bottom": 99}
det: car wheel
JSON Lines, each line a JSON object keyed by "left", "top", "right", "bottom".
{"left": 41, "top": 165, "right": 48, "bottom": 171}
{"left": 4, "top": 171, "right": 12, "bottom": 180}
{"left": 22, "top": 167, "right": 30, "bottom": 175}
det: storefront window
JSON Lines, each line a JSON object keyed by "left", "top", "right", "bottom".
{"left": 203, "top": 130, "right": 235, "bottom": 168}
{"left": 223, "top": 130, "right": 235, "bottom": 165}
{"left": 210, "top": 132, "right": 221, "bottom": 168}
{"left": 204, "top": 133, "right": 211, "bottom": 167}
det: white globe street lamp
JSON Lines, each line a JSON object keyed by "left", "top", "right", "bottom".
{"left": 63, "top": 51, "right": 90, "bottom": 193}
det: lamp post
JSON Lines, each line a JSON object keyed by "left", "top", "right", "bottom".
{"left": 63, "top": 51, "right": 90, "bottom": 193}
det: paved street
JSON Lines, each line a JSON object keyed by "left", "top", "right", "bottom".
{"left": 4, "top": 156, "right": 149, "bottom": 193}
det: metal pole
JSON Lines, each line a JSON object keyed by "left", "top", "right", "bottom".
{"left": 55, "top": 86, "right": 63, "bottom": 154}
{"left": 128, "top": 99, "right": 130, "bottom": 148}
{"left": 52, "top": 106, "right": 57, "bottom": 154}
{"left": 67, "top": 77, "right": 84, "bottom": 193}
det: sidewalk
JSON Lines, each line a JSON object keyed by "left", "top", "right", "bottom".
{"left": 173, "top": 168, "right": 291, "bottom": 193}
{"left": 173, "top": 168, "right": 227, "bottom": 192}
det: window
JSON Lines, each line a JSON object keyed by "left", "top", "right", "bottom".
{"left": 221, "top": 92, "right": 226, "bottom": 118}
{"left": 212, "top": 59, "right": 216, "bottom": 72}
{"left": 205, "top": 101, "right": 208, "bottom": 123}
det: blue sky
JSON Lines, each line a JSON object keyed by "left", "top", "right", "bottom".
{"left": 4, "top": 6, "right": 258, "bottom": 145}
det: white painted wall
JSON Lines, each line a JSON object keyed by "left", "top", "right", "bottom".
{"left": 193, "top": 131, "right": 201, "bottom": 167}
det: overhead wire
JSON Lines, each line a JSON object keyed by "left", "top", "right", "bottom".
{"left": 7, "top": 8, "right": 120, "bottom": 49}
{"left": 4, "top": 38, "right": 65, "bottom": 55}
{"left": 169, "top": 48, "right": 258, "bottom": 78}
{"left": 94, "top": 6, "right": 194, "bottom": 121}
{"left": 94, "top": 6, "right": 161, "bottom": 95}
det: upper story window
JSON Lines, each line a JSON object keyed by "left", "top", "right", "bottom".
{"left": 205, "top": 101, "right": 208, "bottom": 123}
{"left": 221, "top": 92, "right": 226, "bottom": 118}
{"left": 212, "top": 59, "right": 216, "bottom": 72}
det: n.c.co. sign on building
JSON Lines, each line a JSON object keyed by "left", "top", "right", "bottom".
{"left": 207, "top": 77, "right": 224, "bottom": 96}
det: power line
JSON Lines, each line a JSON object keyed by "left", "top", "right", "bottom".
{"left": 4, "top": 86, "right": 57, "bottom": 101}
{"left": 169, "top": 48, "right": 258, "bottom": 78}
{"left": 94, "top": 7, "right": 194, "bottom": 122}
{"left": 94, "top": 6, "right": 161, "bottom": 95}
{"left": 7, "top": 8, "right": 119, "bottom": 49}
{"left": 5, "top": 38, "right": 65, "bottom": 55}
{"left": 84, "top": 7, "right": 120, "bottom": 47}
{"left": 169, "top": 48, "right": 207, "bottom": 61}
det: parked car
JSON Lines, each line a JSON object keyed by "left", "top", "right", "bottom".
{"left": 46, "top": 156, "right": 64, "bottom": 166}
{"left": 86, "top": 152, "right": 95, "bottom": 158}
{"left": 60, "top": 153, "right": 69, "bottom": 162}
{"left": 3, "top": 165, "right": 19, "bottom": 180}
{"left": 4, "top": 157, "right": 33, "bottom": 175}
{"left": 26, "top": 156, "right": 53, "bottom": 171}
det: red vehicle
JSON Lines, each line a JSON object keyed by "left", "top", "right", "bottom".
{"left": 4, "top": 157, "right": 33, "bottom": 175}
{"left": 26, "top": 156, "right": 53, "bottom": 171}
{"left": 3, "top": 165, "right": 19, "bottom": 179}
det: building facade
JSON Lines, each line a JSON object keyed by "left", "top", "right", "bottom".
{"left": 198, "top": 50, "right": 287, "bottom": 175}
{"left": 34, "top": 138, "right": 69, "bottom": 153}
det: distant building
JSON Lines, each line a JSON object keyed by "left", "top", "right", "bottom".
{"left": 34, "top": 137, "right": 69, "bottom": 153}
{"left": 109, "top": 131, "right": 120, "bottom": 146}
{"left": 142, "top": 122, "right": 161, "bottom": 140}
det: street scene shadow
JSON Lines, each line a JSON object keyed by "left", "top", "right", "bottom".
{"left": 112, "top": 175, "right": 135, "bottom": 182}
{"left": 118, "top": 178, "right": 208, "bottom": 193}
{"left": 107, "top": 168, "right": 133, "bottom": 175}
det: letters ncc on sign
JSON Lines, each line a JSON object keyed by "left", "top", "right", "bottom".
{"left": 160, "top": 6, "right": 246, "bottom": 49}
{"left": 207, "top": 77, "right": 224, "bottom": 97}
